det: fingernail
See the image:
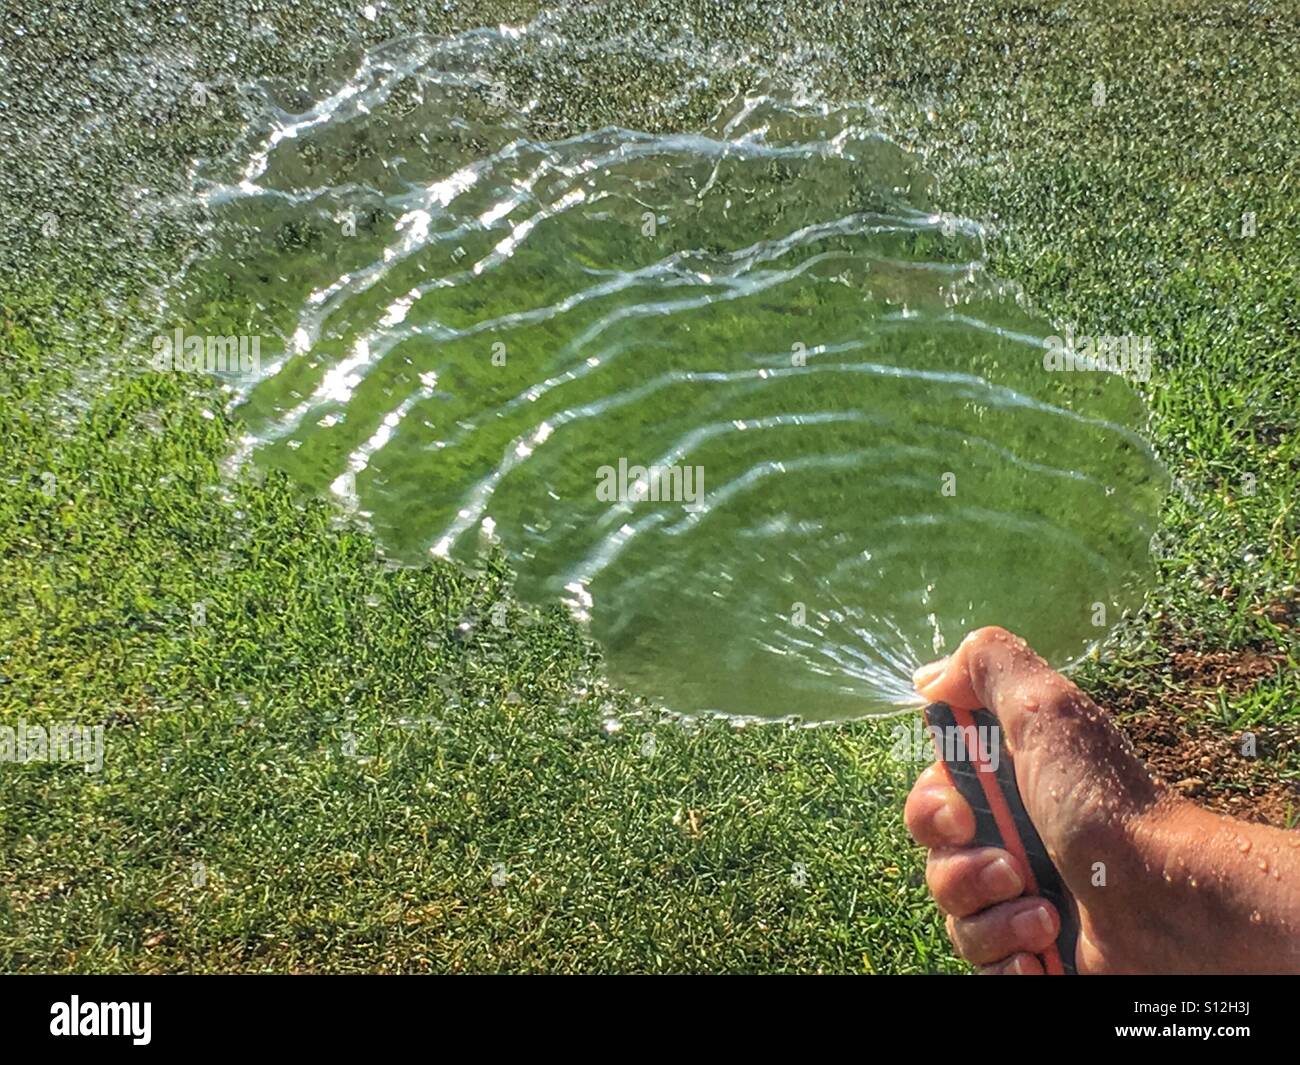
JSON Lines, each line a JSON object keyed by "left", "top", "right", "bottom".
{"left": 1011, "top": 904, "right": 1055, "bottom": 945}
{"left": 912, "top": 656, "right": 949, "bottom": 690}
{"left": 978, "top": 856, "right": 1023, "bottom": 898}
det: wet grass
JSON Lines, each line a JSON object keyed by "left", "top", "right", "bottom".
{"left": 1, "top": 0, "right": 1296, "bottom": 972}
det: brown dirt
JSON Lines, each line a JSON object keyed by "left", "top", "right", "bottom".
{"left": 1094, "top": 647, "right": 1299, "bottom": 829}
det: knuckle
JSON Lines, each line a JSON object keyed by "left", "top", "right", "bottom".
{"left": 964, "top": 625, "right": 1011, "bottom": 651}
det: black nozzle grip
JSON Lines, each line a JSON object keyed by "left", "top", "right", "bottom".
{"left": 923, "top": 701, "right": 1079, "bottom": 975}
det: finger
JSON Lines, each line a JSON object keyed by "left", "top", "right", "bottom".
{"left": 904, "top": 766, "right": 975, "bottom": 848}
{"left": 913, "top": 626, "right": 1160, "bottom": 810}
{"left": 926, "top": 846, "right": 1025, "bottom": 918}
{"left": 913, "top": 625, "right": 1094, "bottom": 762}
{"left": 946, "top": 896, "right": 1059, "bottom": 966}
{"left": 978, "top": 952, "right": 1045, "bottom": 975}
{"left": 914, "top": 626, "right": 1058, "bottom": 725}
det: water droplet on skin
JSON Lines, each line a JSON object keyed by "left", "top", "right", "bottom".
{"left": 1249, "top": 910, "right": 1263, "bottom": 924}
{"left": 1238, "top": 837, "right": 1252, "bottom": 854}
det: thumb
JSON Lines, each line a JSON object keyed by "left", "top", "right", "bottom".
{"left": 912, "top": 626, "right": 1059, "bottom": 753}
{"left": 911, "top": 626, "right": 1163, "bottom": 872}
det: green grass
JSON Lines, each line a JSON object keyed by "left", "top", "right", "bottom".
{"left": 1, "top": 0, "right": 1296, "bottom": 972}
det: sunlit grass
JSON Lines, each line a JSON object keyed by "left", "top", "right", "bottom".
{"left": 0, "top": 0, "right": 1295, "bottom": 972}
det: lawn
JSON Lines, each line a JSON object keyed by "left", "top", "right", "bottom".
{"left": 0, "top": 0, "right": 1295, "bottom": 973}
